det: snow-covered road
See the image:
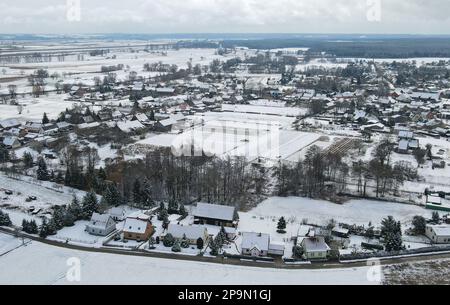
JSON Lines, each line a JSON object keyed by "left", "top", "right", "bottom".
{"left": 0, "top": 234, "right": 377, "bottom": 285}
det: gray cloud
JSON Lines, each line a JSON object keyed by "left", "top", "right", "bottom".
{"left": 0, "top": 0, "right": 449, "bottom": 34}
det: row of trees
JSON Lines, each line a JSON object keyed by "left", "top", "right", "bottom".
{"left": 276, "top": 146, "right": 349, "bottom": 197}
{"left": 105, "top": 148, "right": 264, "bottom": 209}
{"left": 352, "top": 139, "right": 418, "bottom": 198}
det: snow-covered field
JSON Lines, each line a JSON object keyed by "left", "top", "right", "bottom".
{"left": 137, "top": 127, "right": 322, "bottom": 161}
{"left": 249, "top": 197, "right": 438, "bottom": 227}
{"left": 0, "top": 94, "right": 77, "bottom": 122}
{"left": 0, "top": 234, "right": 377, "bottom": 285}
{"left": 0, "top": 173, "right": 86, "bottom": 211}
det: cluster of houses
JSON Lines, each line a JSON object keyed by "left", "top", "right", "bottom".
{"left": 82, "top": 201, "right": 347, "bottom": 261}
{"left": 0, "top": 118, "right": 73, "bottom": 150}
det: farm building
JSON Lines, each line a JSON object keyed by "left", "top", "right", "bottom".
{"left": 193, "top": 202, "right": 237, "bottom": 227}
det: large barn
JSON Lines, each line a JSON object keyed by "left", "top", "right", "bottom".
{"left": 192, "top": 202, "right": 237, "bottom": 228}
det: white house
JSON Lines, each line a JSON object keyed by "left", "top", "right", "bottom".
{"left": 241, "top": 232, "right": 270, "bottom": 257}
{"left": 301, "top": 236, "right": 330, "bottom": 260}
{"left": 241, "top": 232, "right": 285, "bottom": 257}
{"left": 85, "top": 213, "right": 116, "bottom": 236}
{"left": 425, "top": 225, "right": 450, "bottom": 244}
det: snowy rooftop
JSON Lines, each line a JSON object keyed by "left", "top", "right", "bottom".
{"left": 193, "top": 203, "right": 235, "bottom": 222}
{"left": 123, "top": 218, "right": 149, "bottom": 234}
{"left": 427, "top": 225, "right": 450, "bottom": 236}
{"left": 302, "top": 237, "right": 330, "bottom": 252}
{"left": 167, "top": 224, "right": 207, "bottom": 240}
{"left": 241, "top": 232, "right": 270, "bottom": 251}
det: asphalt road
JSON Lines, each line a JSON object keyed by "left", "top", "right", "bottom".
{"left": 1, "top": 227, "right": 450, "bottom": 271}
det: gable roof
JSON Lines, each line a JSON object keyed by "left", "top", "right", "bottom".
{"left": 428, "top": 225, "right": 450, "bottom": 236}
{"left": 2, "top": 136, "right": 19, "bottom": 147}
{"left": 0, "top": 119, "right": 21, "bottom": 129}
{"left": 158, "top": 118, "right": 177, "bottom": 127}
{"left": 88, "top": 213, "right": 114, "bottom": 230}
{"left": 123, "top": 217, "right": 149, "bottom": 234}
{"left": 193, "top": 202, "right": 235, "bottom": 222}
{"left": 302, "top": 237, "right": 330, "bottom": 252}
{"left": 167, "top": 224, "right": 207, "bottom": 240}
{"left": 117, "top": 120, "right": 144, "bottom": 133}
{"left": 241, "top": 232, "right": 270, "bottom": 252}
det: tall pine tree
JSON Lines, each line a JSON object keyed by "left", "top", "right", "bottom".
{"left": 36, "top": 157, "right": 49, "bottom": 181}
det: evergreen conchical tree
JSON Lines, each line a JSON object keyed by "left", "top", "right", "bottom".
{"left": 36, "top": 157, "right": 49, "bottom": 181}
{"left": 81, "top": 190, "right": 99, "bottom": 219}
{"left": 103, "top": 183, "right": 122, "bottom": 207}
{"left": 42, "top": 112, "right": 49, "bottom": 124}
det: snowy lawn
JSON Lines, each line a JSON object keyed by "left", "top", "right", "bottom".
{"left": 48, "top": 221, "right": 104, "bottom": 246}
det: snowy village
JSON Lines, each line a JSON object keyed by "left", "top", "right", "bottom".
{"left": 1, "top": 2, "right": 450, "bottom": 285}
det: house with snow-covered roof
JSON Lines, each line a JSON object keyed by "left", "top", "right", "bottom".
{"left": 123, "top": 217, "right": 154, "bottom": 241}
{"left": 426, "top": 225, "right": 450, "bottom": 244}
{"left": 86, "top": 213, "right": 116, "bottom": 236}
{"left": 0, "top": 119, "right": 21, "bottom": 130}
{"left": 165, "top": 224, "right": 209, "bottom": 245}
{"left": 2, "top": 136, "right": 20, "bottom": 149}
{"left": 241, "top": 232, "right": 285, "bottom": 257}
{"left": 301, "top": 236, "right": 330, "bottom": 260}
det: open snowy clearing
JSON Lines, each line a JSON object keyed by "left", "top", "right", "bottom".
{"left": 250, "top": 197, "right": 439, "bottom": 227}
{"left": 0, "top": 235, "right": 377, "bottom": 285}
{"left": 0, "top": 173, "right": 88, "bottom": 211}
{"left": 0, "top": 94, "right": 77, "bottom": 122}
{"left": 137, "top": 128, "right": 322, "bottom": 161}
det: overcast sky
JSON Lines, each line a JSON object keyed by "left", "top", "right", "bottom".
{"left": 0, "top": 0, "right": 449, "bottom": 34}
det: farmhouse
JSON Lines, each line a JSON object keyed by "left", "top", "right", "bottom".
{"left": 85, "top": 213, "right": 116, "bottom": 236}
{"left": 123, "top": 217, "right": 154, "bottom": 241}
{"left": 193, "top": 202, "right": 237, "bottom": 227}
{"left": 301, "top": 237, "right": 330, "bottom": 260}
{"left": 166, "top": 224, "right": 209, "bottom": 245}
{"left": 425, "top": 225, "right": 450, "bottom": 244}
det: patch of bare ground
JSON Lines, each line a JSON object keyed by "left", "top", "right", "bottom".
{"left": 383, "top": 259, "right": 450, "bottom": 285}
